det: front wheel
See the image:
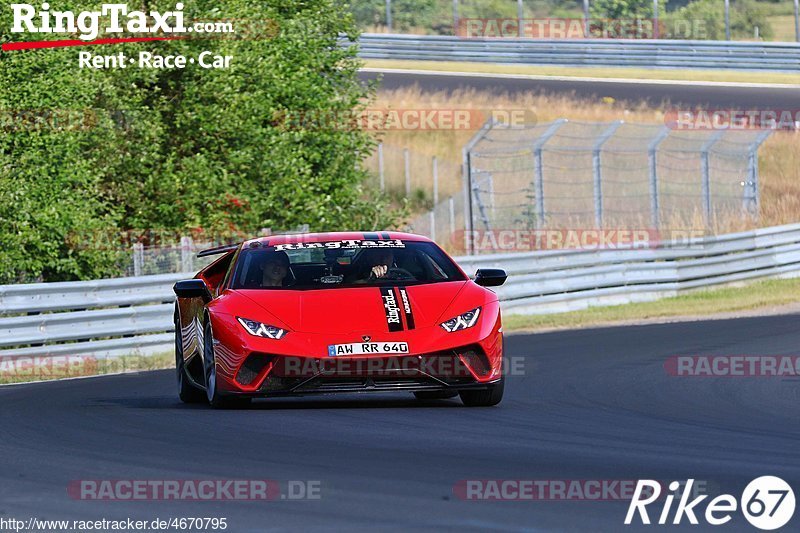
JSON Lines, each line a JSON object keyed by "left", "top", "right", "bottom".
{"left": 176, "top": 320, "right": 206, "bottom": 404}
{"left": 203, "top": 321, "right": 250, "bottom": 409}
{"left": 459, "top": 379, "right": 504, "bottom": 407}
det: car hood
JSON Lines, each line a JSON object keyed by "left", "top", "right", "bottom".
{"left": 234, "top": 281, "right": 470, "bottom": 334}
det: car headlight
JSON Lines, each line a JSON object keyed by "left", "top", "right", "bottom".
{"left": 236, "top": 317, "right": 288, "bottom": 339}
{"left": 440, "top": 307, "right": 481, "bottom": 333}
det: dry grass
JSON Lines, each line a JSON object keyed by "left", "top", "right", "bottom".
{"left": 363, "top": 59, "right": 800, "bottom": 85}
{"left": 368, "top": 87, "right": 800, "bottom": 232}
{"left": 0, "top": 352, "right": 173, "bottom": 385}
{"left": 767, "top": 15, "right": 799, "bottom": 42}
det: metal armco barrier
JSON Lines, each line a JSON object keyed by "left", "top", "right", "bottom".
{"left": 3, "top": 223, "right": 800, "bottom": 359}
{"left": 355, "top": 34, "right": 800, "bottom": 71}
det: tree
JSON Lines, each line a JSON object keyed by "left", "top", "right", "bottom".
{"left": 0, "top": 0, "right": 398, "bottom": 283}
{"left": 590, "top": 0, "right": 655, "bottom": 19}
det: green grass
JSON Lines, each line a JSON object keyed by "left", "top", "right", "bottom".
{"left": 0, "top": 351, "right": 173, "bottom": 385}
{"left": 363, "top": 59, "right": 800, "bottom": 85}
{"left": 504, "top": 277, "right": 800, "bottom": 333}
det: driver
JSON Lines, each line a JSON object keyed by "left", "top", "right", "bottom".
{"left": 351, "top": 248, "right": 395, "bottom": 283}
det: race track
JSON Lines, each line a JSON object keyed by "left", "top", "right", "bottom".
{"left": 361, "top": 69, "right": 800, "bottom": 108}
{"left": 1, "top": 314, "right": 798, "bottom": 531}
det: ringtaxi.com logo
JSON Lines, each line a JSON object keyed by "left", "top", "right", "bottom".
{"left": 625, "top": 477, "right": 795, "bottom": 530}
{"left": 12, "top": 3, "right": 191, "bottom": 41}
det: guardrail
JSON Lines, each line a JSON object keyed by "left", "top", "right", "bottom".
{"left": 356, "top": 34, "right": 800, "bottom": 72}
{"left": 3, "top": 223, "right": 800, "bottom": 360}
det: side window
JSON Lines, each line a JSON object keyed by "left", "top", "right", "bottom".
{"left": 219, "top": 248, "right": 241, "bottom": 293}
{"left": 199, "top": 249, "right": 237, "bottom": 295}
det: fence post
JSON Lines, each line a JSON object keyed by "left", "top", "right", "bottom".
{"left": 378, "top": 142, "right": 385, "bottom": 192}
{"left": 653, "top": 0, "right": 660, "bottom": 39}
{"left": 700, "top": 131, "right": 725, "bottom": 228}
{"left": 385, "top": 0, "right": 392, "bottom": 31}
{"left": 453, "top": 0, "right": 459, "bottom": 33}
{"left": 432, "top": 156, "right": 439, "bottom": 205}
{"left": 517, "top": 0, "right": 524, "bottom": 37}
{"left": 583, "top": 0, "right": 590, "bottom": 37}
{"left": 795, "top": 0, "right": 800, "bottom": 42}
{"left": 648, "top": 126, "right": 670, "bottom": 230}
{"left": 465, "top": 152, "right": 475, "bottom": 248}
{"left": 724, "top": 0, "right": 731, "bottom": 40}
{"left": 449, "top": 197, "right": 455, "bottom": 238}
{"left": 487, "top": 173, "right": 495, "bottom": 222}
{"left": 429, "top": 210, "right": 436, "bottom": 242}
{"left": 461, "top": 118, "right": 495, "bottom": 255}
{"left": 592, "top": 121, "right": 624, "bottom": 229}
{"left": 532, "top": 119, "right": 567, "bottom": 228}
{"left": 404, "top": 148, "right": 411, "bottom": 198}
{"left": 180, "top": 236, "right": 193, "bottom": 273}
{"left": 745, "top": 148, "right": 757, "bottom": 220}
{"left": 133, "top": 243, "right": 144, "bottom": 277}
{"left": 744, "top": 130, "right": 772, "bottom": 220}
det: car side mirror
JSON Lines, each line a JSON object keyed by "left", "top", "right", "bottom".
{"left": 173, "top": 279, "right": 212, "bottom": 302}
{"left": 474, "top": 268, "right": 507, "bottom": 287}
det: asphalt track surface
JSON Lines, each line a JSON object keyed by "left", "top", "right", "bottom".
{"left": 361, "top": 70, "right": 800, "bottom": 109}
{"left": 1, "top": 314, "right": 798, "bottom": 532}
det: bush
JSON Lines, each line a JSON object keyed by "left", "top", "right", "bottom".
{"left": 0, "top": 0, "right": 400, "bottom": 283}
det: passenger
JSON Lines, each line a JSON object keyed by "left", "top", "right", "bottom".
{"left": 261, "top": 251, "right": 290, "bottom": 287}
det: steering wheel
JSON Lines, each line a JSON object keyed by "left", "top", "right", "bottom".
{"left": 381, "top": 267, "right": 416, "bottom": 281}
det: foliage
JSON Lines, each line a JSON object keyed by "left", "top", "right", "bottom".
{"left": 664, "top": 0, "right": 773, "bottom": 40}
{"left": 589, "top": 0, "right": 655, "bottom": 20}
{"left": 0, "top": 0, "right": 401, "bottom": 283}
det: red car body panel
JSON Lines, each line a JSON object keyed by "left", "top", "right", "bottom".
{"left": 175, "top": 232, "right": 504, "bottom": 399}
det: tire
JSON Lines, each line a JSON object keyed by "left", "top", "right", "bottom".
{"left": 203, "top": 321, "right": 251, "bottom": 409}
{"left": 459, "top": 379, "right": 504, "bottom": 407}
{"left": 413, "top": 390, "right": 458, "bottom": 400}
{"left": 175, "top": 320, "right": 206, "bottom": 404}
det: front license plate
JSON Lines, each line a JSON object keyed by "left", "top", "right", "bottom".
{"left": 327, "top": 342, "right": 409, "bottom": 357}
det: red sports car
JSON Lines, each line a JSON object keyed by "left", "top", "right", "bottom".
{"left": 173, "top": 232, "right": 507, "bottom": 408}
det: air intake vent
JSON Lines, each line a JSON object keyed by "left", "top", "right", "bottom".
{"left": 235, "top": 354, "right": 274, "bottom": 386}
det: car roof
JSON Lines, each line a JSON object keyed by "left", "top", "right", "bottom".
{"left": 242, "top": 231, "right": 432, "bottom": 247}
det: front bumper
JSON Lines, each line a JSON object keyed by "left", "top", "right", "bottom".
{"left": 237, "top": 374, "right": 502, "bottom": 398}
{"left": 208, "top": 307, "right": 504, "bottom": 397}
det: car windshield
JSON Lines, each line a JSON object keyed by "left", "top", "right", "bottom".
{"left": 230, "top": 239, "right": 466, "bottom": 290}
